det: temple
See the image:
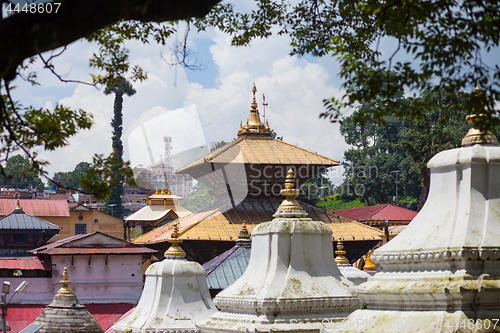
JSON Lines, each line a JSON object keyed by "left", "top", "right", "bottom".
{"left": 125, "top": 185, "right": 191, "bottom": 236}
{"left": 133, "top": 84, "right": 381, "bottom": 263}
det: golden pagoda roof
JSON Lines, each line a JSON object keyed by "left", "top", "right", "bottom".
{"left": 177, "top": 136, "right": 340, "bottom": 173}
{"left": 132, "top": 199, "right": 382, "bottom": 244}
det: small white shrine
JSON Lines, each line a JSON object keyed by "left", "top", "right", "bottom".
{"left": 332, "top": 100, "right": 500, "bottom": 332}
{"left": 199, "top": 169, "right": 359, "bottom": 333}
{"left": 112, "top": 222, "right": 216, "bottom": 333}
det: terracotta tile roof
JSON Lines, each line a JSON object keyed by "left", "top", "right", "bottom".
{"left": 331, "top": 204, "right": 418, "bottom": 222}
{"left": 0, "top": 199, "right": 70, "bottom": 217}
{"left": 133, "top": 200, "right": 382, "bottom": 244}
{"left": 0, "top": 256, "right": 51, "bottom": 270}
{"left": 176, "top": 137, "right": 340, "bottom": 173}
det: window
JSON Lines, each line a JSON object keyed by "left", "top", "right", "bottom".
{"left": 75, "top": 224, "right": 87, "bottom": 235}
{"left": 94, "top": 219, "right": 98, "bottom": 224}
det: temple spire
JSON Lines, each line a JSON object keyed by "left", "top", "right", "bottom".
{"left": 335, "top": 239, "right": 349, "bottom": 264}
{"left": 57, "top": 267, "right": 75, "bottom": 295}
{"left": 462, "top": 85, "right": 498, "bottom": 146}
{"left": 238, "top": 83, "right": 272, "bottom": 137}
{"left": 164, "top": 221, "right": 186, "bottom": 258}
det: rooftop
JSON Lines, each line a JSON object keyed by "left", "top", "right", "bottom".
{"left": 331, "top": 204, "right": 418, "bottom": 222}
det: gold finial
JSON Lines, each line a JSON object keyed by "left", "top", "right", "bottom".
{"left": 265, "top": 120, "right": 270, "bottom": 131}
{"left": 276, "top": 169, "right": 304, "bottom": 213}
{"left": 167, "top": 188, "right": 171, "bottom": 195}
{"left": 335, "top": 239, "right": 349, "bottom": 264}
{"left": 16, "top": 199, "right": 21, "bottom": 210}
{"left": 461, "top": 86, "right": 497, "bottom": 146}
{"left": 161, "top": 185, "right": 166, "bottom": 194}
{"left": 363, "top": 250, "right": 376, "bottom": 271}
{"left": 164, "top": 221, "right": 186, "bottom": 258}
{"left": 238, "top": 221, "right": 250, "bottom": 240}
{"left": 155, "top": 188, "right": 159, "bottom": 194}
{"left": 251, "top": 83, "right": 258, "bottom": 111}
{"left": 239, "top": 121, "right": 243, "bottom": 133}
{"left": 244, "top": 120, "right": 250, "bottom": 130}
{"left": 57, "top": 267, "right": 75, "bottom": 295}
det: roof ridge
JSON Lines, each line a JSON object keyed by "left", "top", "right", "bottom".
{"left": 274, "top": 139, "right": 341, "bottom": 164}
{"left": 206, "top": 137, "right": 244, "bottom": 162}
{"left": 203, "top": 246, "right": 240, "bottom": 274}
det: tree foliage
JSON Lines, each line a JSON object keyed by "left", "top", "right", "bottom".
{"left": 180, "top": 181, "right": 217, "bottom": 211}
{"left": 103, "top": 79, "right": 136, "bottom": 218}
{"left": 52, "top": 161, "right": 91, "bottom": 192}
{"left": 0, "top": 154, "right": 44, "bottom": 189}
{"left": 199, "top": 0, "right": 500, "bottom": 130}
{"left": 339, "top": 88, "right": 473, "bottom": 208}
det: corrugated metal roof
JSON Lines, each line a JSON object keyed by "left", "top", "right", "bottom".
{"left": 31, "top": 231, "right": 157, "bottom": 255}
{"left": 0, "top": 199, "right": 70, "bottom": 217}
{"left": 203, "top": 243, "right": 251, "bottom": 290}
{"left": 177, "top": 137, "right": 340, "bottom": 173}
{"left": 133, "top": 199, "right": 382, "bottom": 244}
{"left": 0, "top": 208, "right": 61, "bottom": 230}
{"left": 34, "top": 247, "right": 157, "bottom": 255}
{"left": 332, "top": 204, "right": 418, "bottom": 222}
{"left": 0, "top": 256, "right": 51, "bottom": 270}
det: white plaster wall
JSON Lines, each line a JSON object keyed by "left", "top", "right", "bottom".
{"left": 1, "top": 277, "right": 54, "bottom": 304}
{"left": 51, "top": 255, "right": 144, "bottom": 304}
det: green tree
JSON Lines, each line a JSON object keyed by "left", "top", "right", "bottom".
{"left": 103, "top": 80, "right": 136, "bottom": 218}
{"left": 52, "top": 161, "right": 92, "bottom": 192}
{"left": 180, "top": 182, "right": 217, "bottom": 211}
{"left": 296, "top": 171, "right": 333, "bottom": 208}
{"left": 53, "top": 171, "right": 78, "bottom": 190}
{"left": 0, "top": 154, "right": 44, "bottom": 189}
{"left": 339, "top": 89, "right": 471, "bottom": 208}
{"left": 199, "top": 0, "right": 500, "bottom": 131}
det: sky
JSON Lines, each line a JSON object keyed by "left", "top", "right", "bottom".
{"left": 6, "top": 20, "right": 350, "bottom": 186}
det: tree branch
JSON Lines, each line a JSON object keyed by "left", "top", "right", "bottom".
{"left": 0, "top": 0, "right": 222, "bottom": 81}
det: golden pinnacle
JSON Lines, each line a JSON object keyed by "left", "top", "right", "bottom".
{"left": 363, "top": 250, "right": 376, "bottom": 271}
{"left": 238, "top": 221, "right": 250, "bottom": 240}
{"left": 277, "top": 169, "right": 303, "bottom": 212}
{"left": 164, "top": 221, "right": 186, "bottom": 258}
{"left": 57, "top": 267, "right": 75, "bottom": 295}
{"left": 335, "top": 239, "right": 349, "bottom": 264}
{"left": 462, "top": 86, "right": 498, "bottom": 146}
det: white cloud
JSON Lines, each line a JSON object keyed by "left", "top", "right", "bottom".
{"left": 13, "top": 27, "right": 348, "bottom": 186}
